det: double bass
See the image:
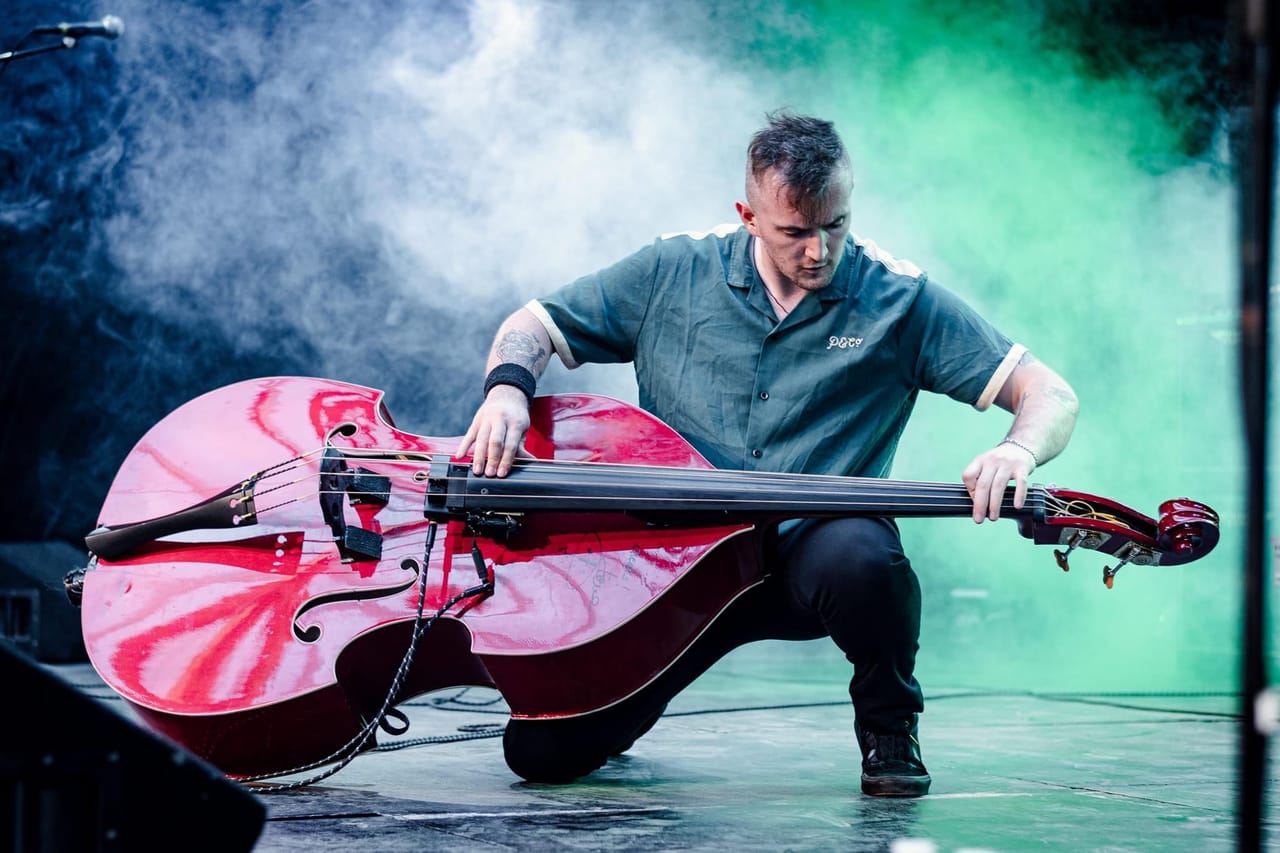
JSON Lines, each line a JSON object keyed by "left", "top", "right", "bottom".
{"left": 77, "top": 376, "right": 1219, "bottom": 779}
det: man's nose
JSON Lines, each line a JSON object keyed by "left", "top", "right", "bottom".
{"left": 806, "top": 231, "right": 829, "bottom": 263}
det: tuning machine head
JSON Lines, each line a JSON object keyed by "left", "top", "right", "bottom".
{"left": 1053, "top": 529, "right": 1107, "bottom": 573}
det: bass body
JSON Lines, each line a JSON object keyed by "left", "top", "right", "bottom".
{"left": 82, "top": 377, "right": 761, "bottom": 777}
{"left": 80, "top": 376, "right": 1219, "bottom": 778}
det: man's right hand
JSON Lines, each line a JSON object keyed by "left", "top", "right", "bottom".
{"left": 456, "top": 384, "right": 531, "bottom": 477}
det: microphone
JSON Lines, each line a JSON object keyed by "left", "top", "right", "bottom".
{"left": 32, "top": 15, "right": 124, "bottom": 40}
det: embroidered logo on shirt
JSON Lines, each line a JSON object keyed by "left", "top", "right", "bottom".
{"left": 827, "top": 336, "right": 864, "bottom": 350}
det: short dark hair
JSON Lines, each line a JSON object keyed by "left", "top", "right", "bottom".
{"left": 746, "top": 110, "right": 851, "bottom": 212}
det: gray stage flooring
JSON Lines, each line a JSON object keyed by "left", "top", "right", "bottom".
{"left": 55, "top": 642, "right": 1280, "bottom": 852}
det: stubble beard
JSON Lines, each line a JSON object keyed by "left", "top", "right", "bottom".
{"left": 788, "top": 262, "right": 837, "bottom": 292}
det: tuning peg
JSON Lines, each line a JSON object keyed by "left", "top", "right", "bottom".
{"left": 1102, "top": 544, "right": 1157, "bottom": 588}
{"left": 1103, "top": 554, "right": 1135, "bottom": 589}
{"left": 1053, "top": 530, "right": 1101, "bottom": 573}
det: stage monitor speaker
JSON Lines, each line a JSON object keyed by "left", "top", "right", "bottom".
{"left": 0, "top": 541, "right": 90, "bottom": 663}
{"left": 0, "top": 641, "right": 265, "bottom": 853}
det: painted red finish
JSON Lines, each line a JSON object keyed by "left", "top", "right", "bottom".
{"left": 82, "top": 377, "right": 756, "bottom": 775}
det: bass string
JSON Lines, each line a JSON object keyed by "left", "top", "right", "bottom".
{"left": 257, "top": 484, "right": 1038, "bottom": 517}
{"left": 501, "top": 460, "right": 1064, "bottom": 509}
{"left": 258, "top": 440, "right": 1061, "bottom": 489}
{"left": 248, "top": 477, "right": 1096, "bottom": 535}
{"left": 286, "top": 450, "right": 1013, "bottom": 497}
{"left": 243, "top": 448, "right": 964, "bottom": 492}
{"left": 263, "top": 483, "right": 1114, "bottom": 538}
{"left": 242, "top": 448, "right": 1073, "bottom": 519}
{"left": 326, "top": 451, "right": 983, "bottom": 492}
{"left": 268, "top": 443, "right": 957, "bottom": 487}
{"left": 281, "top": 471, "right": 1023, "bottom": 509}
{"left": 249, "top": 494, "right": 1033, "bottom": 536}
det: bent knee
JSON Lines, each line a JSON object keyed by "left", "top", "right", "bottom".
{"left": 503, "top": 719, "right": 609, "bottom": 783}
{"left": 784, "top": 517, "right": 914, "bottom": 599}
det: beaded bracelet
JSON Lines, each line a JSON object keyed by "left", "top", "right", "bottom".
{"left": 1000, "top": 438, "right": 1039, "bottom": 466}
{"left": 484, "top": 363, "right": 537, "bottom": 403}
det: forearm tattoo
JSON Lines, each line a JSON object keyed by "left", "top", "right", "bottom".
{"left": 1045, "top": 385, "right": 1079, "bottom": 410}
{"left": 1015, "top": 381, "right": 1078, "bottom": 417}
{"left": 496, "top": 331, "right": 548, "bottom": 371}
{"left": 1012, "top": 351, "right": 1077, "bottom": 415}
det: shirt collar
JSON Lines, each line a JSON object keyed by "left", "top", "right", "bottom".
{"left": 727, "top": 229, "right": 854, "bottom": 302}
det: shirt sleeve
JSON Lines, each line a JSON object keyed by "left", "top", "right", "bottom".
{"left": 531, "top": 241, "right": 661, "bottom": 369}
{"left": 897, "top": 277, "right": 1020, "bottom": 410}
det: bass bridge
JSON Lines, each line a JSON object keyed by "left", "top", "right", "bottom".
{"left": 319, "top": 447, "right": 390, "bottom": 561}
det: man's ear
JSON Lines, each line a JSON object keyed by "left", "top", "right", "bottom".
{"left": 736, "top": 200, "right": 758, "bottom": 235}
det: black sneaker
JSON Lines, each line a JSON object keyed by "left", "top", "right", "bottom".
{"left": 855, "top": 717, "right": 931, "bottom": 797}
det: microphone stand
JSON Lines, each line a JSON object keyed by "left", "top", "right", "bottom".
{"left": 0, "top": 37, "right": 85, "bottom": 66}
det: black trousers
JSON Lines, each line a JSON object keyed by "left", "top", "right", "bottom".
{"left": 503, "top": 516, "right": 925, "bottom": 783}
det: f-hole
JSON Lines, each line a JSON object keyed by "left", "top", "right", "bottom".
{"left": 292, "top": 558, "right": 421, "bottom": 643}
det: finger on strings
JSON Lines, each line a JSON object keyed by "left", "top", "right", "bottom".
{"left": 1013, "top": 474, "right": 1029, "bottom": 509}
{"left": 484, "top": 427, "right": 507, "bottom": 477}
{"left": 971, "top": 477, "right": 991, "bottom": 524}
{"left": 498, "top": 437, "right": 520, "bottom": 478}
{"left": 456, "top": 421, "right": 479, "bottom": 460}
{"left": 988, "top": 467, "right": 1015, "bottom": 521}
{"left": 471, "top": 423, "right": 494, "bottom": 474}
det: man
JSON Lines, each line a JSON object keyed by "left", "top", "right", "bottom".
{"left": 457, "top": 111, "right": 1079, "bottom": 797}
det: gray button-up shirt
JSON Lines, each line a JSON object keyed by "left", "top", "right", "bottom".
{"left": 529, "top": 224, "right": 1021, "bottom": 478}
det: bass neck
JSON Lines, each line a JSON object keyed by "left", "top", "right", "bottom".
{"left": 425, "top": 457, "right": 1042, "bottom": 525}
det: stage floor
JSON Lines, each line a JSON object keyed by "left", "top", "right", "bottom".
{"left": 54, "top": 642, "right": 1278, "bottom": 852}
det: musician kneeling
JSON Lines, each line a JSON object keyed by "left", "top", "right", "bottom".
{"left": 458, "top": 112, "right": 1078, "bottom": 797}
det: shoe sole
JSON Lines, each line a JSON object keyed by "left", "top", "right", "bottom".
{"left": 861, "top": 774, "right": 932, "bottom": 797}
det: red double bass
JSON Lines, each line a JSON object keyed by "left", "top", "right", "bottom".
{"left": 79, "top": 377, "right": 1219, "bottom": 779}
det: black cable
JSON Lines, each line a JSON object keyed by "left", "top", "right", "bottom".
{"left": 402, "top": 686, "right": 508, "bottom": 712}
{"left": 659, "top": 689, "right": 1242, "bottom": 721}
{"left": 244, "top": 523, "right": 494, "bottom": 792}
{"left": 367, "top": 685, "right": 1241, "bottom": 759}
{"left": 373, "top": 723, "right": 506, "bottom": 752}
